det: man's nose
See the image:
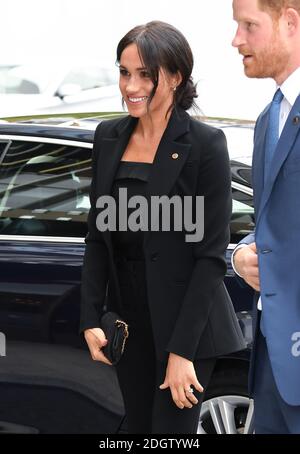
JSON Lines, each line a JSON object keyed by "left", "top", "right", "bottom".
{"left": 232, "top": 26, "right": 244, "bottom": 48}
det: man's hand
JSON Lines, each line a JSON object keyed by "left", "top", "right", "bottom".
{"left": 234, "top": 242, "right": 260, "bottom": 291}
{"left": 159, "top": 353, "right": 203, "bottom": 409}
{"left": 84, "top": 327, "right": 112, "bottom": 365}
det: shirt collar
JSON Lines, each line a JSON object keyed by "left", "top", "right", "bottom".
{"left": 279, "top": 66, "right": 300, "bottom": 107}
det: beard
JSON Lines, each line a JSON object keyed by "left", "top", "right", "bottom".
{"left": 241, "top": 32, "right": 289, "bottom": 80}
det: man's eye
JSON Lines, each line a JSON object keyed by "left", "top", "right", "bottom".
{"left": 246, "top": 22, "right": 255, "bottom": 30}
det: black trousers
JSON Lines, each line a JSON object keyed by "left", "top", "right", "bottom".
{"left": 114, "top": 257, "right": 216, "bottom": 434}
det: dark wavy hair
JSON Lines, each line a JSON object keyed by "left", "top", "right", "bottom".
{"left": 116, "top": 20, "right": 198, "bottom": 114}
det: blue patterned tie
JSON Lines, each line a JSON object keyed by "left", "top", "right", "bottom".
{"left": 264, "top": 88, "right": 284, "bottom": 185}
{"left": 260, "top": 89, "right": 284, "bottom": 336}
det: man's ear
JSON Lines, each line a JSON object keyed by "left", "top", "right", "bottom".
{"left": 285, "top": 7, "right": 300, "bottom": 35}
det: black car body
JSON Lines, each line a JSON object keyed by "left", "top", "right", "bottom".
{"left": 0, "top": 114, "right": 255, "bottom": 434}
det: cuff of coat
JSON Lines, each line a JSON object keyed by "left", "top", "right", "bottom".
{"left": 231, "top": 244, "right": 248, "bottom": 277}
{"left": 79, "top": 318, "right": 101, "bottom": 336}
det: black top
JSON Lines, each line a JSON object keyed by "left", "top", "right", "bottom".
{"left": 81, "top": 109, "right": 246, "bottom": 362}
{"left": 111, "top": 161, "right": 152, "bottom": 260}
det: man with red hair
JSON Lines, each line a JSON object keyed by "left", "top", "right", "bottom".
{"left": 232, "top": 0, "right": 300, "bottom": 433}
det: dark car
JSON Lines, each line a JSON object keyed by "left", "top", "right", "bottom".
{"left": 0, "top": 114, "right": 255, "bottom": 434}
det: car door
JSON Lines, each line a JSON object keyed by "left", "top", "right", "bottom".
{"left": 0, "top": 134, "right": 123, "bottom": 434}
{"left": 226, "top": 177, "right": 255, "bottom": 313}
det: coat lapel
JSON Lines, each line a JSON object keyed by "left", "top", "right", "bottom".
{"left": 97, "top": 115, "right": 138, "bottom": 196}
{"left": 143, "top": 108, "right": 191, "bottom": 246}
{"left": 95, "top": 116, "right": 137, "bottom": 247}
{"left": 96, "top": 108, "right": 192, "bottom": 249}
{"left": 252, "top": 106, "right": 269, "bottom": 214}
{"left": 256, "top": 94, "right": 300, "bottom": 226}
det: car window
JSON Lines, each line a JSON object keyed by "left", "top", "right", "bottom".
{"left": 0, "top": 141, "right": 10, "bottom": 163}
{"left": 231, "top": 188, "right": 255, "bottom": 244}
{"left": 60, "top": 66, "right": 117, "bottom": 91}
{"left": 0, "top": 140, "right": 92, "bottom": 237}
{"left": 0, "top": 72, "right": 40, "bottom": 94}
{"left": 0, "top": 65, "right": 54, "bottom": 94}
{"left": 222, "top": 126, "right": 254, "bottom": 165}
{"left": 0, "top": 142, "right": 255, "bottom": 243}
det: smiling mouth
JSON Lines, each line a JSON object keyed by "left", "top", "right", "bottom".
{"left": 127, "top": 96, "right": 148, "bottom": 104}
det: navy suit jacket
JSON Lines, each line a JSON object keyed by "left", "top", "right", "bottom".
{"left": 239, "top": 93, "right": 300, "bottom": 405}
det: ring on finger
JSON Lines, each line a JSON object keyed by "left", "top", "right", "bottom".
{"left": 185, "top": 387, "right": 194, "bottom": 394}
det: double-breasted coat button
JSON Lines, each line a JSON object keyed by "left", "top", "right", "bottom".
{"left": 172, "top": 153, "right": 179, "bottom": 160}
{"left": 151, "top": 253, "right": 158, "bottom": 261}
{"left": 293, "top": 116, "right": 300, "bottom": 125}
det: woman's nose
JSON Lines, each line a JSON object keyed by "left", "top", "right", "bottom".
{"left": 125, "top": 76, "right": 141, "bottom": 94}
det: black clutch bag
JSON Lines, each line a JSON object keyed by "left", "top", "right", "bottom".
{"left": 100, "top": 311, "right": 129, "bottom": 365}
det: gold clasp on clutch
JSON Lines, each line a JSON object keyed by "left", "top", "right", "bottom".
{"left": 116, "top": 320, "right": 129, "bottom": 354}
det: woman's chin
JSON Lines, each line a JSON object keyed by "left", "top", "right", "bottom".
{"left": 127, "top": 108, "right": 147, "bottom": 118}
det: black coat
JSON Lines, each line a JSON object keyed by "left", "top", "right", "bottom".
{"left": 80, "top": 108, "right": 246, "bottom": 362}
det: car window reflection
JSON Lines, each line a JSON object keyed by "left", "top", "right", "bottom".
{"left": 0, "top": 140, "right": 91, "bottom": 237}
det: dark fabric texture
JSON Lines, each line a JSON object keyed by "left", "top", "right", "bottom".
{"left": 111, "top": 161, "right": 150, "bottom": 260}
{"left": 114, "top": 257, "right": 216, "bottom": 434}
{"left": 80, "top": 107, "right": 246, "bottom": 362}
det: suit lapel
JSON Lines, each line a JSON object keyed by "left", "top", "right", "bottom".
{"left": 143, "top": 109, "right": 191, "bottom": 246}
{"left": 96, "top": 108, "right": 192, "bottom": 249}
{"left": 96, "top": 116, "right": 137, "bottom": 247}
{"left": 256, "top": 94, "right": 300, "bottom": 226}
{"left": 97, "top": 115, "right": 138, "bottom": 196}
{"left": 252, "top": 107, "right": 269, "bottom": 214}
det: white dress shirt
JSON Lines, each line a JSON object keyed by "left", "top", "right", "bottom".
{"left": 232, "top": 66, "right": 300, "bottom": 310}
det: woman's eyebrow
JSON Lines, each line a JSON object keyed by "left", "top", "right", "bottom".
{"left": 119, "top": 64, "right": 147, "bottom": 71}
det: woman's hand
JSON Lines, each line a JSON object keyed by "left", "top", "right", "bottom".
{"left": 159, "top": 353, "right": 203, "bottom": 409}
{"left": 84, "top": 327, "right": 112, "bottom": 366}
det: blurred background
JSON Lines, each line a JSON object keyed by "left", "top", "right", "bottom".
{"left": 0, "top": 0, "right": 275, "bottom": 120}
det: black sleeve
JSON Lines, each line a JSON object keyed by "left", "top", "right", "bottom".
{"left": 166, "top": 129, "right": 232, "bottom": 360}
{"left": 79, "top": 122, "right": 109, "bottom": 333}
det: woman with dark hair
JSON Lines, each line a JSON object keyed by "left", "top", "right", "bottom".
{"left": 80, "top": 20, "right": 245, "bottom": 434}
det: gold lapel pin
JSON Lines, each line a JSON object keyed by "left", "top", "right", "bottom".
{"left": 172, "top": 153, "right": 179, "bottom": 160}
